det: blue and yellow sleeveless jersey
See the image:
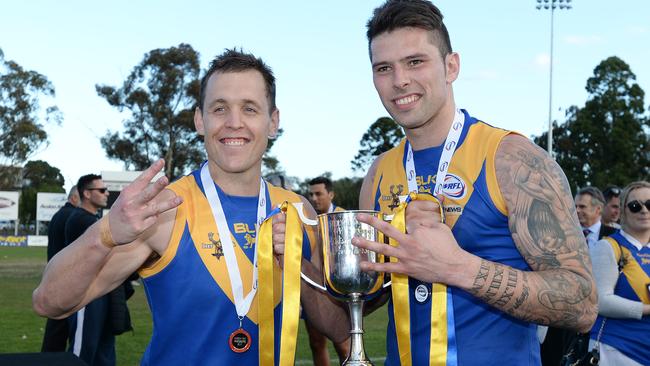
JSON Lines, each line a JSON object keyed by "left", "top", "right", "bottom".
{"left": 137, "top": 169, "right": 315, "bottom": 366}
{"left": 371, "top": 110, "right": 540, "bottom": 365}
{"left": 591, "top": 231, "right": 650, "bottom": 365}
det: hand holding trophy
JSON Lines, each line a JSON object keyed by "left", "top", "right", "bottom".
{"left": 298, "top": 209, "right": 386, "bottom": 366}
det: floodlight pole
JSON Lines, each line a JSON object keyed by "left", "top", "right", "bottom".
{"left": 536, "top": 0, "right": 572, "bottom": 159}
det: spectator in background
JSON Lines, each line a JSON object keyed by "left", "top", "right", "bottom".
{"left": 306, "top": 176, "right": 350, "bottom": 365}
{"left": 64, "top": 174, "right": 128, "bottom": 366}
{"left": 542, "top": 187, "right": 618, "bottom": 364}
{"left": 575, "top": 186, "right": 617, "bottom": 248}
{"left": 589, "top": 181, "right": 650, "bottom": 365}
{"left": 309, "top": 177, "right": 344, "bottom": 215}
{"left": 41, "top": 185, "right": 79, "bottom": 352}
{"left": 602, "top": 186, "right": 622, "bottom": 229}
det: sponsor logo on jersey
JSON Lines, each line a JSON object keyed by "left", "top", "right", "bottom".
{"left": 441, "top": 174, "right": 466, "bottom": 199}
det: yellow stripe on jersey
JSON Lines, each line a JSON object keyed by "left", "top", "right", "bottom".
{"left": 605, "top": 237, "right": 650, "bottom": 304}
{"left": 371, "top": 121, "right": 513, "bottom": 365}
{"left": 140, "top": 175, "right": 194, "bottom": 278}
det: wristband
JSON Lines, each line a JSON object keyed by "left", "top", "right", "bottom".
{"left": 99, "top": 215, "right": 117, "bottom": 249}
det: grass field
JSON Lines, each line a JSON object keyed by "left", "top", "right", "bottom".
{"left": 0, "top": 247, "right": 387, "bottom": 365}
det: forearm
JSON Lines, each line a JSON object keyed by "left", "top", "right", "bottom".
{"left": 599, "top": 293, "right": 645, "bottom": 319}
{"left": 300, "top": 259, "right": 350, "bottom": 342}
{"left": 33, "top": 221, "right": 111, "bottom": 318}
{"left": 464, "top": 256, "right": 597, "bottom": 332}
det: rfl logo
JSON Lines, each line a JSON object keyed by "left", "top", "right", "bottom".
{"left": 441, "top": 174, "right": 466, "bottom": 199}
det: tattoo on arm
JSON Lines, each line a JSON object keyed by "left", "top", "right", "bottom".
{"left": 467, "top": 135, "right": 597, "bottom": 331}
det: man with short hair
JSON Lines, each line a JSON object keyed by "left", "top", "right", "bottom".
{"left": 33, "top": 49, "right": 347, "bottom": 366}
{"left": 353, "top": 1, "right": 597, "bottom": 364}
{"left": 306, "top": 176, "right": 349, "bottom": 366}
{"left": 41, "top": 185, "right": 79, "bottom": 352}
{"left": 63, "top": 175, "right": 117, "bottom": 365}
{"left": 602, "top": 186, "right": 622, "bottom": 229}
{"left": 575, "top": 186, "right": 617, "bottom": 248}
{"left": 309, "top": 177, "right": 343, "bottom": 215}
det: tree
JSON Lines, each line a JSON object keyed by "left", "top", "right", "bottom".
{"left": 96, "top": 44, "right": 204, "bottom": 179}
{"left": 351, "top": 117, "right": 404, "bottom": 172}
{"left": 534, "top": 56, "right": 650, "bottom": 192}
{"left": 19, "top": 160, "right": 65, "bottom": 230}
{"left": 262, "top": 128, "right": 284, "bottom": 176}
{"left": 0, "top": 48, "right": 61, "bottom": 168}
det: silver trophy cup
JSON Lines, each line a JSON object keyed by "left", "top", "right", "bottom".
{"left": 318, "top": 210, "right": 385, "bottom": 366}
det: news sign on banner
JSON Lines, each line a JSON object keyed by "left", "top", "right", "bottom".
{"left": 36, "top": 192, "right": 67, "bottom": 221}
{"left": 0, "top": 191, "right": 19, "bottom": 221}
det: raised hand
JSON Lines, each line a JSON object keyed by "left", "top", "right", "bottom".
{"left": 352, "top": 212, "right": 476, "bottom": 286}
{"left": 107, "top": 159, "right": 183, "bottom": 245}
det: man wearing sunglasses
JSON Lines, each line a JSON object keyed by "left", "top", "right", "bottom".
{"left": 63, "top": 174, "right": 123, "bottom": 366}
{"left": 602, "top": 186, "right": 622, "bottom": 229}
{"left": 589, "top": 181, "right": 650, "bottom": 365}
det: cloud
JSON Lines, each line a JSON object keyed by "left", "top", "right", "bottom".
{"left": 563, "top": 35, "right": 602, "bottom": 45}
{"left": 535, "top": 53, "right": 550, "bottom": 68}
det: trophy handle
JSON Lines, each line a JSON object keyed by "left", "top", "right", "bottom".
{"left": 300, "top": 272, "right": 327, "bottom": 292}
{"left": 290, "top": 202, "right": 318, "bottom": 226}
{"left": 288, "top": 202, "right": 327, "bottom": 292}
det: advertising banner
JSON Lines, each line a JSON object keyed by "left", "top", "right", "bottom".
{"left": 36, "top": 192, "right": 67, "bottom": 221}
{"left": 0, "top": 191, "right": 19, "bottom": 221}
{"left": 0, "top": 235, "right": 27, "bottom": 247}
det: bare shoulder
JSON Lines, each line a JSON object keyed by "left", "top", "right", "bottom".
{"left": 140, "top": 188, "right": 179, "bottom": 255}
{"left": 298, "top": 194, "right": 318, "bottom": 220}
{"left": 359, "top": 153, "right": 386, "bottom": 210}
{"left": 494, "top": 134, "right": 585, "bottom": 269}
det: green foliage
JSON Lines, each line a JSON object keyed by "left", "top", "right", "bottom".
{"left": 96, "top": 44, "right": 204, "bottom": 179}
{"left": 352, "top": 117, "right": 404, "bottom": 172}
{"left": 331, "top": 177, "right": 364, "bottom": 210}
{"left": 534, "top": 56, "right": 650, "bottom": 192}
{"left": 0, "top": 48, "right": 61, "bottom": 167}
{"left": 18, "top": 160, "right": 65, "bottom": 227}
{"left": 262, "top": 128, "right": 285, "bottom": 176}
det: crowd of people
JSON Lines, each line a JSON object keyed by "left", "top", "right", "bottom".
{"left": 31, "top": 0, "right": 647, "bottom": 365}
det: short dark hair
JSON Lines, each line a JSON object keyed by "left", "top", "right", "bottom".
{"left": 366, "top": 0, "right": 452, "bottom": 58}
{"left": 198, "top": 48, "right": 276, "bottom": 113}
{"left": 577, "top": 186, "right": 606, "bottom": 208}
{"left": 602, "top": 186, "right": 621, "bottom": 202}
{"left": 77, "top": 174, "right": 102, "bottom": 199}
{"left": 309, "top": 176, "right": 333, "bottom": 192}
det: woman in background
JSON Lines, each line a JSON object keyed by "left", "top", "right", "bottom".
{"left": 589, "top": 181, "right": 650, "bottom": 366}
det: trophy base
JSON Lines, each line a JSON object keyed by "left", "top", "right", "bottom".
{"left": 342, "top": 360, "right": 374, "bottom": 366}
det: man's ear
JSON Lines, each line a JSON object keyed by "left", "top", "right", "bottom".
{"left": 445, "top": 52, "right": 460, "bottom": 84}
{"left": 268, "top": 108, "right": 280, "bottom": 138}
{"left": 194, "top": 107, "right": 205, "bottom": 136}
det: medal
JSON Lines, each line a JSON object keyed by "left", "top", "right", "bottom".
{"left": 414, "top": 283, "right": 430, "bottom": 303}
{"left": 229, "top": 326, "right": 252, "bottom": 353}
{"left": 200, "top": 163, "right": 267, "bottom": 355}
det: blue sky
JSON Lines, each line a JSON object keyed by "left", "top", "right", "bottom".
{"left": 1, "top": 0, "right": 649, "bottom": 191}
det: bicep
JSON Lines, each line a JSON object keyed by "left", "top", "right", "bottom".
{"left": 359, "top": 155, "right": 384, "bottom": 211}
{"left": 495, "top": 135, "right": 588, "bottom": 272}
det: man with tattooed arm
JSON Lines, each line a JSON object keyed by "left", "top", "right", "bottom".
{"left": 352, "top": 1, "right": 597, "bottom": 365}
